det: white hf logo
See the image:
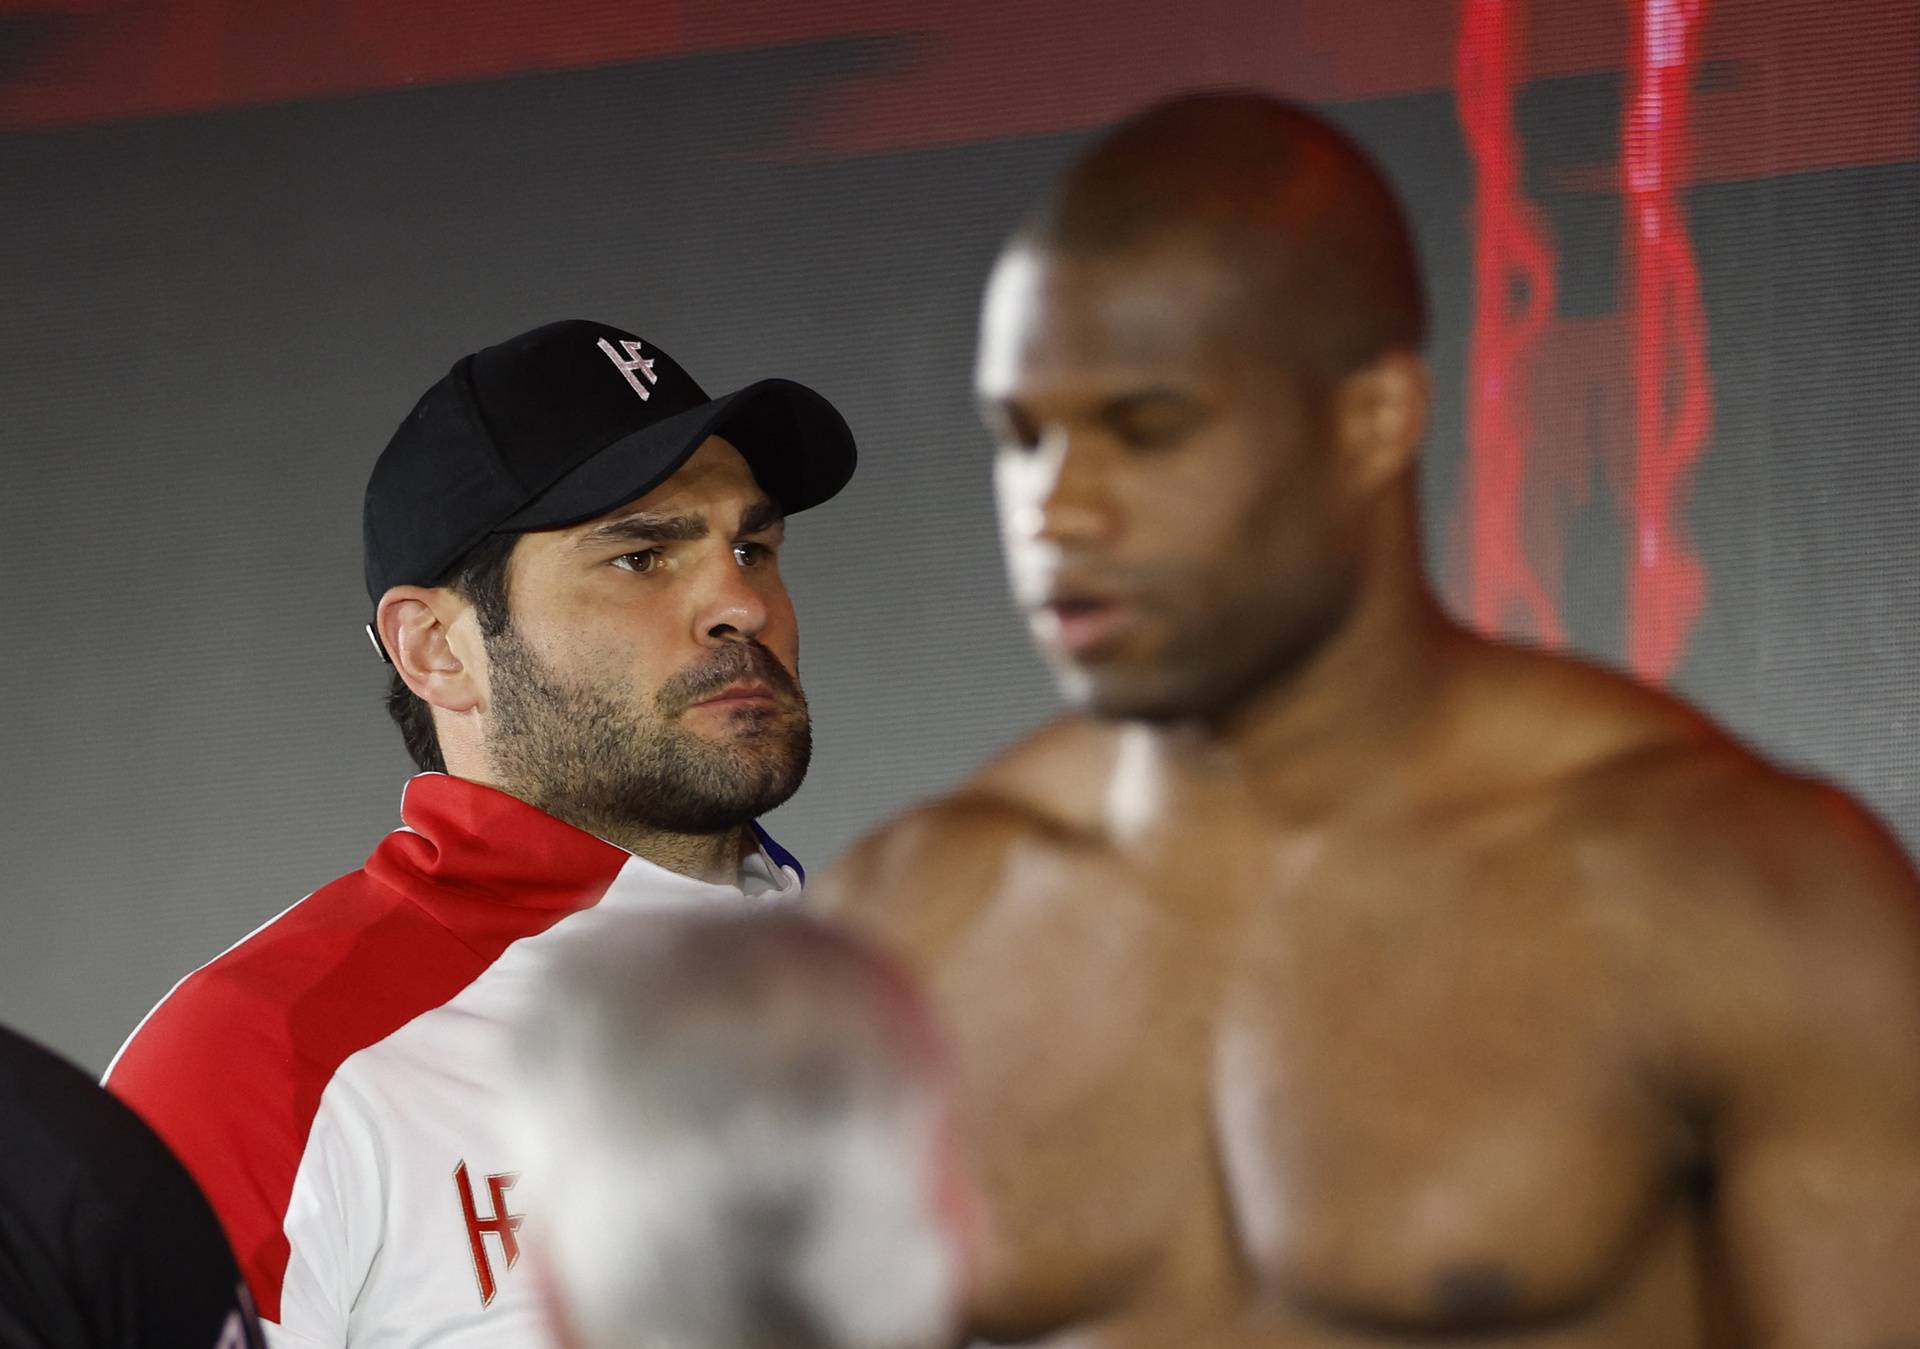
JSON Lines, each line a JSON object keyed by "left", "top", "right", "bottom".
{"left": 597, "top": 337, "right": 659, "bottom": 401}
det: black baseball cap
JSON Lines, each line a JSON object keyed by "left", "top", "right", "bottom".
{"left": 362, "top": 319, "right": 857, "bottom": 649}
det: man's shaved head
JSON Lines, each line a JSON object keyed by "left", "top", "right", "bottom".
{"left": 979, "top": 90, "right": 1433, "bottom": 723}
{"left": 1016, "top": 90, "right": 1426, "bottom": 383}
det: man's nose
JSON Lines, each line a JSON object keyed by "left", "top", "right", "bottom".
{"left": 1035, "top": 433, "right": 1120, "bottom": 547}
{"left": 696, "top": 551, "right": 770, "bottom": 644}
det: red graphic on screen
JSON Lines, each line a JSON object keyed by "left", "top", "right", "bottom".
{"left": 1458, "top": 0, "right": 1714, "bottom": 678}
{"left": 1624, "top": 0, "right": 1712, "bottom": 681}
{"left": 1457, "top": 0, "right": 1564, "bottom": 645}
{"left": 3, "top": 0, "right": 1914, "bottom": 191}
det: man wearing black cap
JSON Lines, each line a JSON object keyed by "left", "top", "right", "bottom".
{"left": 104, "top": 320, "right": 857, "bottom": 1347}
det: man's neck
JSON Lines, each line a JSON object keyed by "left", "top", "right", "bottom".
{"left": 576, "top": 815, "right": 753, "bottom": 885}
{"left": 1181, "top": 562, "right": 1466, "bottom": 817}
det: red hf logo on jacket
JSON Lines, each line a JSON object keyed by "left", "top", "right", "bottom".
{"left": 454, "top": 1161, "right": 524, "bottom": 1306}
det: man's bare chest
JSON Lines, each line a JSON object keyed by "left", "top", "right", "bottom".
{"left": 934, "top": 829, "right": 1694, "bottom": 1336}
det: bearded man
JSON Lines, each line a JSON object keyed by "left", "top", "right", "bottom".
{"left": 105, "top": 319, "right": 856, "bottom": 1348}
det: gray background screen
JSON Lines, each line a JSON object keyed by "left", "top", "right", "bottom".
{"left": 2, "top": 0, "right": 1915, "bottom": 1071}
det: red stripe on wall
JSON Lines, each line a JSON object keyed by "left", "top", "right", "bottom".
{"left": 4, "top": 1, "right": 1912, "bottom": 188}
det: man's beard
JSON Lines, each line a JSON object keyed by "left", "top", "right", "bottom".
{"left": 483, "top": 627, "right": 812, "bottom": 838}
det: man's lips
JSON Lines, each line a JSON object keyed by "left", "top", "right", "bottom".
{"left": 1036, "top": 596, "right": 1140, "bottom": 656}
{"left": 691, "top": 681, "right": 780, "bottom": 709}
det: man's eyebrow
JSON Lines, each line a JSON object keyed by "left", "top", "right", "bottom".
{"left": 975, "top": 389, "right": 1198, "bottom": 427}
{"left": 737, "top": 498, "right": 786, "bottom": 536}
{"left": 1099, "top": 387, "right": 1201, "bottom": 418}
{"left": 573, "top": 499, "right": 784, "bottom": 551}
{"left": 575, "top": 513, "right": 708, "bottom": 548}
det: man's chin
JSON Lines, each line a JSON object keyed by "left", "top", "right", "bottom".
{"left": 704, "top": 737, "right": 813, "bottom": 818}
{"left": 1058, "top": 662, "right": 1208, "bottom": 725}
{"left": 612, "top": 758, "right": 808, "bottom": 835}
{"left": 704, "top": 764, "right": 809, "bottom": 827}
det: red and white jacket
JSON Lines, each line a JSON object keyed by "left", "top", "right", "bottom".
{"left": 104, "top": 773, "right": 803, "bottom": 1347}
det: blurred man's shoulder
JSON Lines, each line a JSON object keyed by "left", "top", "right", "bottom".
{"left": 971, "top": 716, "right": 1126, "bottom": 823}
{"left": 1466, "top": 638, "right": 1918, "bottom": 941}
{"left": 1448, "top": 637, "right": 1758, "bottom": 805}
{"left": 815, "top": 718, "right": 1119, "bottom": 935}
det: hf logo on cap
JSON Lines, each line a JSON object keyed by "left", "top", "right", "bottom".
{"left": 597, "top": 336, "right": 660, "bottom": 401}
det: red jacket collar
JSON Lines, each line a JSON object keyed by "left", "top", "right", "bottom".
{"left": 366, "top": 774, "right": 631, "bottom": 928}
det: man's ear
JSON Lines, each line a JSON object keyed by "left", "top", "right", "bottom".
{"left": 375, "top": 586, "right": 485, "bottom": 715}
{"left": 1334, "top": 349, "right": 1429, "bottom": 495}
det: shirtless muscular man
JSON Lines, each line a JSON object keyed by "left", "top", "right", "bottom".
{"left": 818, "top": 92, "right": 1920, "bottom": 1347}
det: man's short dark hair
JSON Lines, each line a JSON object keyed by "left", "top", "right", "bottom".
{"left": 1016, "top": 91, "right": 1427, "bottom": 385}
{"left": 384, "top": 532, "right": 518, "bottom": 773}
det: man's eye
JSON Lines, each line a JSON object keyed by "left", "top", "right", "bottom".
{"left": 986, "top": 409, "right": 1042, "bottom": 454}
{"left": 613, "top": 549, "right": 664, "bottom": 574}
{"left": 734, "top": 542, "right": 773, "bottom": 568}
{"left": 1116, "top": 415, "right": 1198, "bottom": 450}
{"left": 1012, "top": 426, "right": 1046, "bottom": 455}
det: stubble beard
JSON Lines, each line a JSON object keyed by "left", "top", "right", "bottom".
{"left": 483, "top": 626, "right": 812, "bottom": 840}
